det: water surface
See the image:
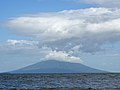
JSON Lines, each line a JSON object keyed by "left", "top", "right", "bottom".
{"left": 0, "top": 73, "right": 120, "bottom": 90}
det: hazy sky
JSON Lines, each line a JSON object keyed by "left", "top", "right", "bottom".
{"left": 0, "top": 0, "right": 120, "bottom": 72}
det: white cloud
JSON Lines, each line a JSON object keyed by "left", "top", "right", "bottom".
{"left": 6, "top": 8, "right": 120, "bottom": 53}
{"left": 45, "top": 50, "right": 82, "bottom": 63}
{"left": 77, "top": 0, "right": 120, "bottom": 8}
{"left": 7, "top": 39, "right": 38, "bottom": 46}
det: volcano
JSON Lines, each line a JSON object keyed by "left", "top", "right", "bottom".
{"left": 11, "top": 60, "right": 106, "bottom": 73}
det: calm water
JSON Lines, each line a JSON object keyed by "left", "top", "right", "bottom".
{"left": 0, "top": 73, "right": 120, "bottom": 90}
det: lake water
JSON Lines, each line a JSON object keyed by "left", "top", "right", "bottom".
{"left": 0, "top": 73, "right": 120, "bottom": 90}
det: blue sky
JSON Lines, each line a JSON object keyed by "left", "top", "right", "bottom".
{"left": 0, "top": 0, "right": 120, "bottom": 72}
{"left": 0, "top": 0, "right": 95, "bottom": 41}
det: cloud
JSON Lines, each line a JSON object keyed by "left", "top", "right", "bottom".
{"left": 45, "top": 50, "right": 82, "bottom": 63}
{"left": 6, "top": 8, "right": 120, "bottom": 53}
{"left": 7, "top": 39, "right": 38, "bottom": 46}
{"left": 77, "top": 0, "right": 120, "bottom": 8}
{"left": 0, "top": 40, "right": 81, "bottom": 64}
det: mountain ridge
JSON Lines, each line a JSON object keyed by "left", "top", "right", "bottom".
{"left": 11, "top": 60, "right": 106, "bottom": 73}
